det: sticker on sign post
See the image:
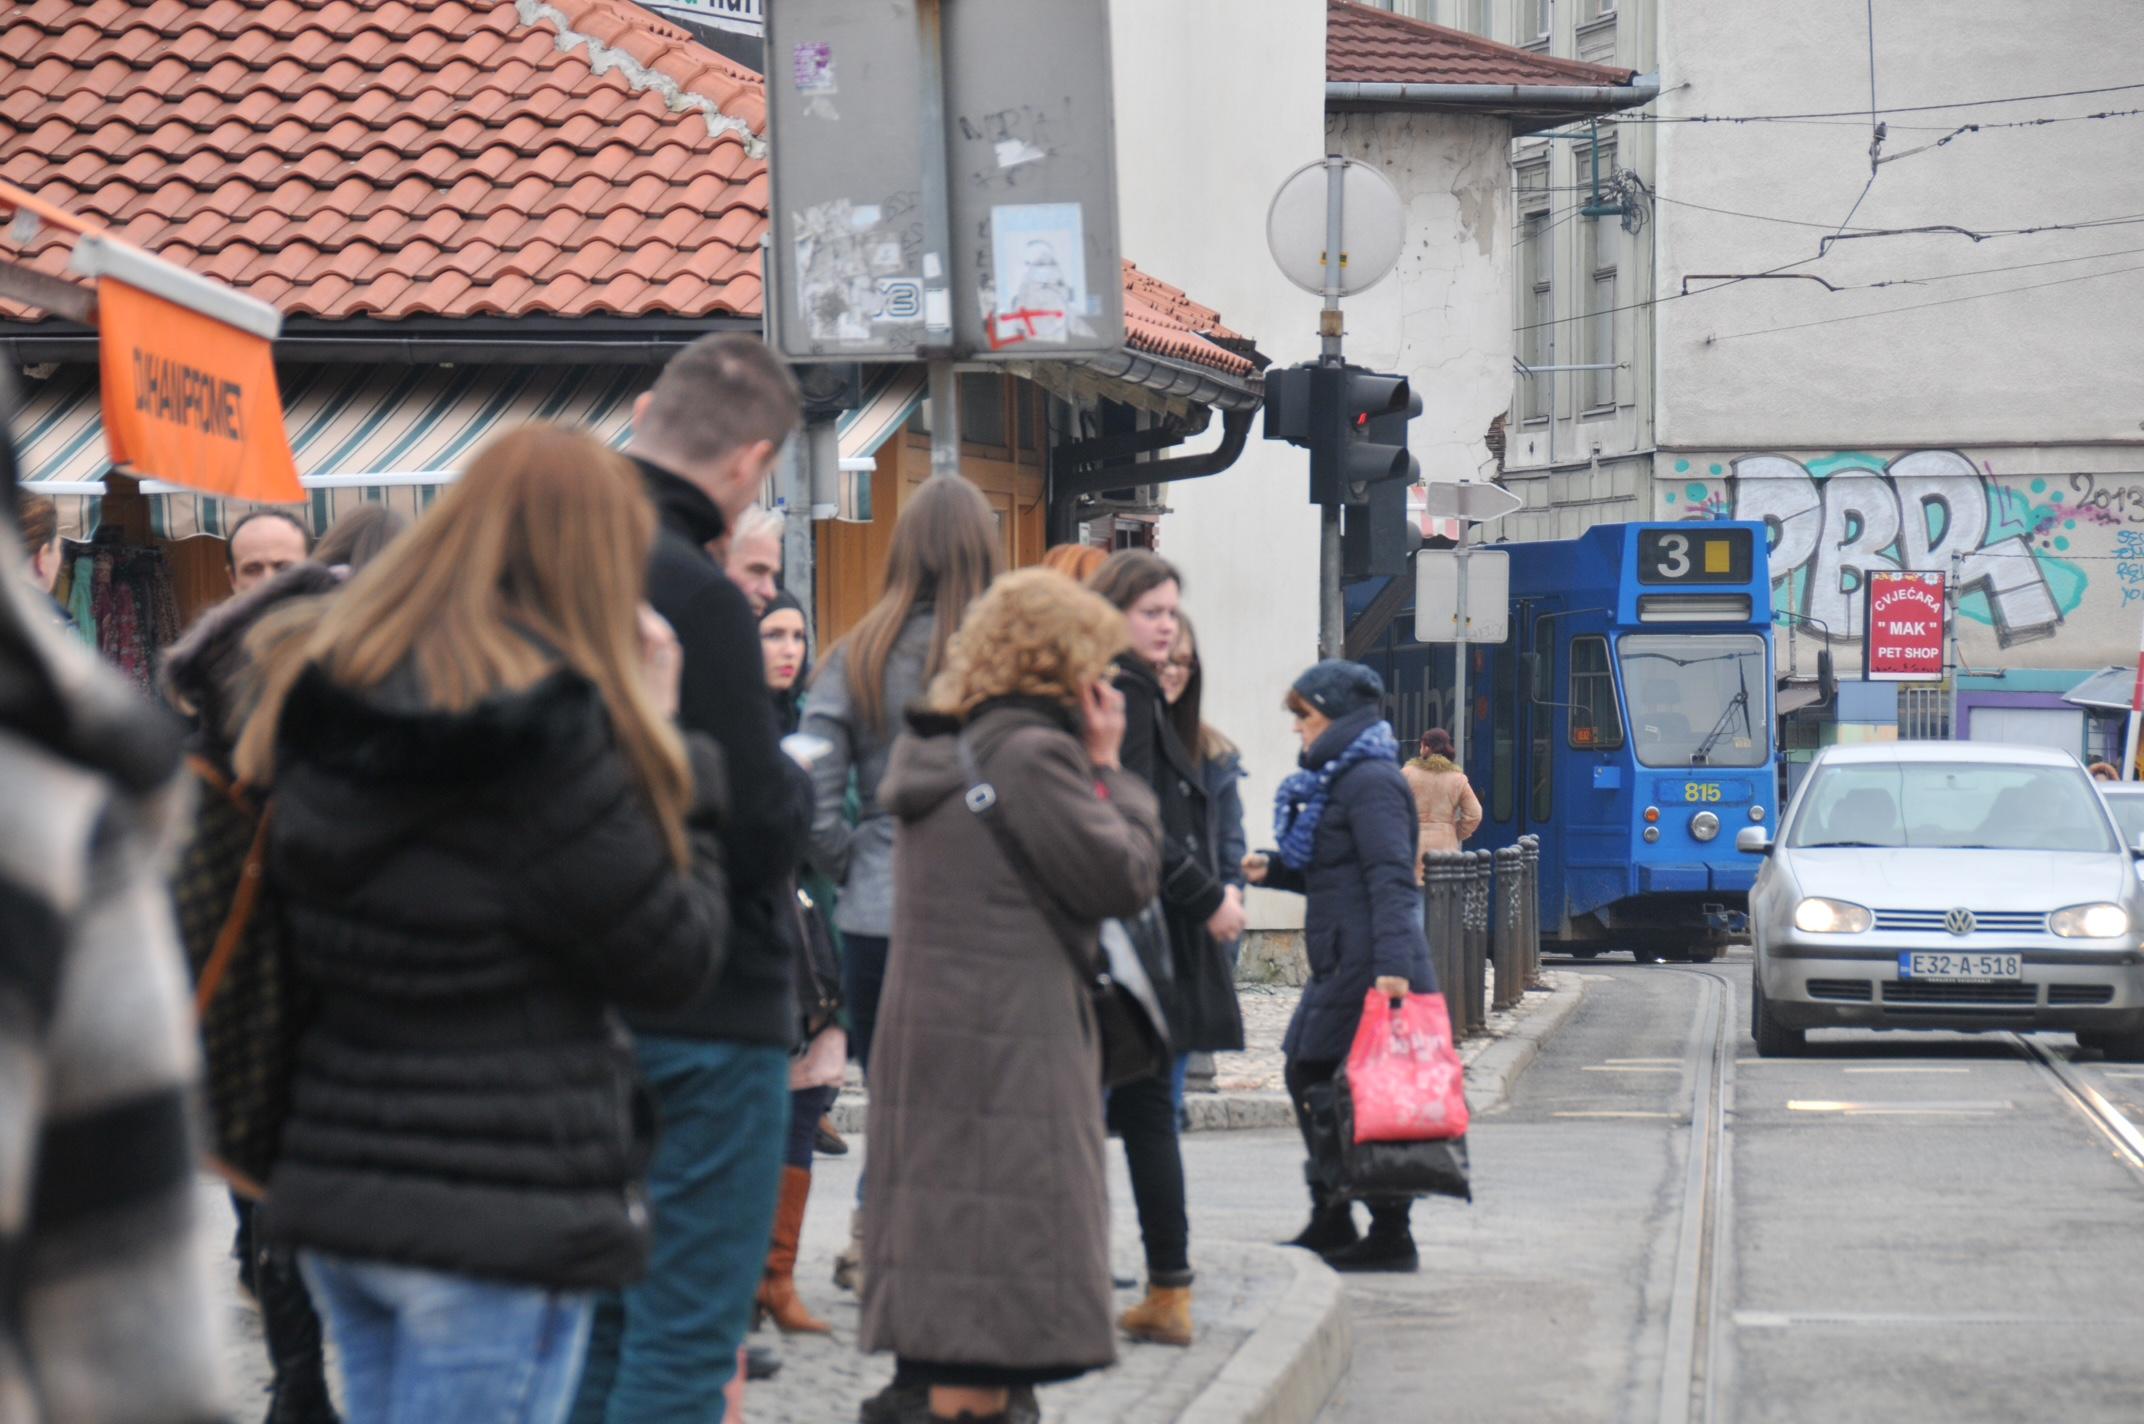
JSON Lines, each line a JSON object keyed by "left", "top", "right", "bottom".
{"left": 1864, "top": 570, "right": 1947, "bottom": 681}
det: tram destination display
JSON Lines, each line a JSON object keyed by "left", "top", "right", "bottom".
{"left": 1636, "top": 527, "right": 1753, "bottom": 586}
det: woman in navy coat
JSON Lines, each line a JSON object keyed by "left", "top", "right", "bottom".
{"left": 1245, "top": 660, "right": 1436, "bottom": 1273}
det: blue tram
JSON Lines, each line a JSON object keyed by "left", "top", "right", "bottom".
{"left": 1359, "top": 521, "right": 1780, "bottom": 961}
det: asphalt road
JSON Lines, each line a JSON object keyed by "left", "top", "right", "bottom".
{"left": 1293, "top": 950, "right": 2144, "bottom": 1423}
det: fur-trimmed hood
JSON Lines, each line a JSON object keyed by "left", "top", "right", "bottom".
{"left": 277, "top": 662, "right": 610, "bottom": 789}
{"left": 159, "top": 562, "right": 341, "bottom": 763}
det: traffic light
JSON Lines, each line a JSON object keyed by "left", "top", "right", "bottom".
{"left": 1260, "top": 361, "right": 1418, "bottom": 506}
{"left": 1341, "top": 384, "right": 1425, "bottom": 578}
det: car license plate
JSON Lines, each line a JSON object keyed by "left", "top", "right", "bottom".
{"left": 1897, "top": 952, "right": 2022, "bottom": 981}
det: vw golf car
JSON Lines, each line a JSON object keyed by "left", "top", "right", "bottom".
{"left": 1741, "top": 742, "right": 2144, "bottom": 1057}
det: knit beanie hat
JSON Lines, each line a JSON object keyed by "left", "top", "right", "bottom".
{"left": 1290, "top": 659, "right": 1384, "bottom": 719}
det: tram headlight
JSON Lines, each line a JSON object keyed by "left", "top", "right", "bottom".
{"left": 1690, "top": 811, "right": 1721, "bottom": 842}
{"left": 1749, "top": 805, "right": 1766, "bottom": 823}
{"left": 1792, "top": 897, "right": 1872, "bottom": 935}
{"left": 1642, "top": 826, "right": 1661, "bottom": 844}
{"left": 2051, "top": 903, "right": 2129, "bottom": 939}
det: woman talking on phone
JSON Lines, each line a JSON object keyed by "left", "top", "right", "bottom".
{"left": 1244, "top": 659, "right": 1435, "bottom": 1274}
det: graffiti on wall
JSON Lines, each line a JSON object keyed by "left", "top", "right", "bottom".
{"left": 1663, "top": 450, "right": 2097, "bottom": 648}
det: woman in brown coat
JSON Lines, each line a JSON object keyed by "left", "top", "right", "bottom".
{"left": 860, "top": 568, "right": 1164, "bottom": 1424}
{"left": 1403, "top": 728, "right": 1483, "bottom": 881}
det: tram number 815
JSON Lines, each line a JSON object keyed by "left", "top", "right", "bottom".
{"left": 1683, "top": 783, "right": 1723, "bottom": 803}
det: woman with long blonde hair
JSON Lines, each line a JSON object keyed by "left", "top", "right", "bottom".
{"left": 235, "top": 425, "right": 729, "bottom": 1424}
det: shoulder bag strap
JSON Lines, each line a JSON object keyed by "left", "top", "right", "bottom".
{"left": 194, "top": 800, "right": 273, "bottom": 1020}
{"left": 954, "top": 732, "right": 1096, "bottom": 980}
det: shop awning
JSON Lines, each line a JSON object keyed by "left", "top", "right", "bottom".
{"left": 2064, "top": 665, "right": 2137, "bottom": 714}
{"left": 21, "top": 362, "right": 649, "bottom": 540}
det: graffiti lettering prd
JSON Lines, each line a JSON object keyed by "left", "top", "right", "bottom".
{"left": 1722, "top": 450, "right": 2063, "bottom": 647}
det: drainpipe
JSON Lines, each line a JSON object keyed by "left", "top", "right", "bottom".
{"left": 1052, "top": 405, "right": 1255, "bottom": 501}
{"left": 1325, "top": 74, "right": 1662, "bottom": 113}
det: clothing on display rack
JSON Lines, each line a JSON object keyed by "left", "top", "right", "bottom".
{"left": 60, "top": 534, "right": 182, "bottom": 689}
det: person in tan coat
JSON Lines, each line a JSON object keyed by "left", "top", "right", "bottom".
{"left": 860, "top": 569, "right": 1164, "bottom": 1424}
{"left": 1402, "top": 728, "right": 1483, "bottom": 881}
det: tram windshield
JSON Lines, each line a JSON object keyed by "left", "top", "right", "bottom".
{"left": 1618, "top": 634, "right": 1768, "bottom": 768}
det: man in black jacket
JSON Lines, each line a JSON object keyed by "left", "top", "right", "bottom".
{"left": 571, "top": 335, "right": 812, "bottom": 1424}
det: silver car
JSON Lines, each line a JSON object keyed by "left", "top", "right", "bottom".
{"left": 1742, "top": 742, "right": 2144, "bottom": 1057}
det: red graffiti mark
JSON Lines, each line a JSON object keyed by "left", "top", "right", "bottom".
{"left": 984, "top": 306, "right": 1066, "bottom": 350}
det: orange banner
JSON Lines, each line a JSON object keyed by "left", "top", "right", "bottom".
{"left": 96, "top": 278, "right": 302, "bottom": 504}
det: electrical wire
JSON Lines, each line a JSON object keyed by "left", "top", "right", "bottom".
{"left": 1706, "top": 260, "right": 2144, "bottom": 342}
{"left": 1649, "top": 192, "right": 2144, "bottom": 238}
{"left": 1608, "top": 79, "right": 2144, "bottom": 125}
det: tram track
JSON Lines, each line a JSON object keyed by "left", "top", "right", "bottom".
{"left": 2011, "top": 1033, "right": 2144, "bottom": 1179}
{"left": 1655, "top": 966, "right": 1736, "bottom": 1424}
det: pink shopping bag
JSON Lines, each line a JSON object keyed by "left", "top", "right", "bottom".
{"left": 1345, "top": 989, "right": 1470, "bottom": 1144}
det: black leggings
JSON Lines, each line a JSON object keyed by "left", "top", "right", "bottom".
{"left": 1283, "top": 1058, "right": 1411, "bottom": 1232}
{"left": 234, "top": 1194, "right": 339, "bottom": 1423}
{"left": 1105, "top": 1068, "right": 1191, "bottom": 1283}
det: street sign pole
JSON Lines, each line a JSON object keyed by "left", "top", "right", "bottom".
{"left": 914, "top": 0, "right": 960, "bottom": 482}
{"left": 1318, "top": 155, "right": 1346, "bottom": 659}
{"left": 2124, "top": 609, "right": 2144, "bottom": 782}
{"left": 1453, "top": 479, "right": 1470, "bottom": 770}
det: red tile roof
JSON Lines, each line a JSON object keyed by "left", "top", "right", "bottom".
{"left": 0, "top": 0, "right": 768, "bottom": 322}
{"left": 1122, "top": 262, "right": 1254, "bottom": 377}
{"left": 0, "top": 1, "right": 1256, "bottom": 382}
{"left": 1327, "top": 0, "right": 1637, "bottom": 88}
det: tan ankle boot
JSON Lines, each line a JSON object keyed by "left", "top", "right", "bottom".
{"left": 756, "top": 1165, "right": 832, "bottom": 1334}
{"left": 1118, "top": 1284, "right": 1194, "bottom": 1347}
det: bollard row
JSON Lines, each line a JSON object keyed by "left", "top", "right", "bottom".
{"left": 1422, "top": 850, "right": 1500, "bottom": 1038}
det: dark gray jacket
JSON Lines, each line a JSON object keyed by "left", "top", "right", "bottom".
{"left": 801, "top": 610, "right": 933, "bottom": 937}
{"left": 1261, "top": 709, "right": 1435, "bottom": 1064}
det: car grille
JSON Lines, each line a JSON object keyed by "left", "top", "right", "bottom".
{"left": 1805, "top": 979, "right": 1873, "bottom": 1002}
{"left": 1871, "top": 909, "right": 2048, "bottom": 934}
{"left": 2048, "top": 984, "right": 2117, "bottom": 1006}
{"left": 1881, "top": 980, "right": 2037, "bottom": 1007}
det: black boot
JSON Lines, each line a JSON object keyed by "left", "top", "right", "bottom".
{"left": 1321, "top": 1202, "right": 1417, "bottom": 1274}
{"left": 859, "top": 1380, "right": 928, "bottom": 1424}
{"left": 1281, "top": 1187, "right": 1359, "bottom": 1254}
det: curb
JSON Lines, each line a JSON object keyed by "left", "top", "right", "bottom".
{"left": 1184, "top": 1091, "right": 1296, "bottom": 1133}
{"left": 1169, "top": 1246, "right": 1353, "bottom": 1424}
{"left": 1461, "top": 973, "right": 1591, "bottom": 1114}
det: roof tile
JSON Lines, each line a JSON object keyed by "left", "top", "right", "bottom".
{"left": 1327, "top": 0, "right": 1637, "bottom": 88}
{"left": 0, "top": 0, "right": 767, "bottom": 322}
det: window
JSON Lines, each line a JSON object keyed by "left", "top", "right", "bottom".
{"left": 1516, "top": 162, "right": 1553, "bottom": 422}
{"left": 1490, "top": 643, "right": 1516, "bottom": 823}
{"left": 1583, "top": 0, "right": 1616, "bottom": 20}
{"left": 1530, "top": 617, "right": 1553, "bottom": 823}
{"left": 1787, "top": 762, "right": 2117, "bottom": 854}
{"left": 1569, "top": 636, "right": 1624, "bottom": 749}
{"left": 1530, "top": 0, "right": 1553, "bottom": 39}
{"left": 1579, "top": 145, "right": 1618, "bottom": 410}
{"left": 959, "top": 373, "right": 1009, "bottom": 449}
{"left": 1619, "top": 634, "right": 1768, "bottom": 768}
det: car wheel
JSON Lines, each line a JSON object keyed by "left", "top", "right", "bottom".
{"left": 2079, "top": 1029, "right": 2144, "bottom": 1062}
{"left": 1752, "top": 975, "right": 1804, "bottom": 1058}
{"left": 1686, "top": 943, "right": 1720, "bottom": 964}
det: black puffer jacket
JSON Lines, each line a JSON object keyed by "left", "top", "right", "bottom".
{"left": 262, "top": 664, "right": 728, "bottom": 1290}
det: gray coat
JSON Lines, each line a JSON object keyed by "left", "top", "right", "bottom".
{"left": 801, "top": 611, "right": 933, "bottom": 936}
{"left": 859, "top": 700, "right": 1162, "bottom": 1371}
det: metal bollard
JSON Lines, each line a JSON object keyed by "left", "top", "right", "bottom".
{"left": 1424, "top": 852, "right": 1462, "bottom": 1027}
{"left": 1461, "top": 851, "right": 1491, "bottom": 1036}
{"left": 1518, "top": 835, "right": 1543, "bottom": 987}
{"left": 1493, "top": 845, "right": 1525, "bottom": 1011}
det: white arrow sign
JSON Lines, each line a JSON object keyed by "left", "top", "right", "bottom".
{"left": 1423, "top": 480, "right": 1524, "bottom": 524}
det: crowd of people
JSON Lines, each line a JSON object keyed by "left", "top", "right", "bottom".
{"left": 1, "top": 334, "right": 1484, "bottom": 1424}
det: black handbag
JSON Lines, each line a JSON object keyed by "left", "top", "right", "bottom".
{"left": 1332, "top": 1065, "right": 1472, "bottom": 1202}
{"left": 957, "top": 734, "right": 1173, "bottom": 1089}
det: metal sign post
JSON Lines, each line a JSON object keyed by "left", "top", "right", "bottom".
{"left": 1418, "top": 480, "right": 1523, "bottom": 768}
{"left": 2125, "top": 610, "right": 2144, "bottom": 782}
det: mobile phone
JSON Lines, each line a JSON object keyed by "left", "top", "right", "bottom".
{"left": 781, "top": 733, "right": 833, "bottom": 767}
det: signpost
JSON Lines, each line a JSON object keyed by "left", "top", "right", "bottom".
{"left": 2125, "top": 613, "right": 2144, "bottom": 782}
{"left": 1862, "top": 571, "right": 1947, "bottom": 682}
{"left": 1416, "top": 478, "right": 1522, "bottom": 767}
{"left": 764, "top": 0, "right": 1122, "bottom": 485}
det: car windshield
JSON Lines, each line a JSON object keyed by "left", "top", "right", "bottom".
{"left": 1617, "top": 634, "right": 1768, "bottom": 768}
{"left": 2104, "top": 791, "right": 2144, "bottom": 850}
{"left": 1789, "top": 762, "right": 2119, "bottom": 853}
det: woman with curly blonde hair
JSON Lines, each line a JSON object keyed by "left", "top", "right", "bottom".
{"left": 858, "top": 568, "right": 1164, "bottom": 1424}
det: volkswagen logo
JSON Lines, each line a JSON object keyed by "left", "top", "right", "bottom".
{"left": 1945, "top": 907, "right": 1977, "bottom": 937}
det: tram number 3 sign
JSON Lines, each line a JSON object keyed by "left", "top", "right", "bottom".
{"left": 1864, "top": 571, "right": 1946, "bottom": 682}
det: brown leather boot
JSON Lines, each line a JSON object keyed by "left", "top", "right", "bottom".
{"left": 756, "top": 1165, "right": 832, "bottom": 1334}
{"left": 1117, "top": 1284, "right": 1194, "bottom": 1347}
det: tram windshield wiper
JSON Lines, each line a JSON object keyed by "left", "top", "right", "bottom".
{"left": 1689, "top": 649, "right": 1755, "bottom": 766}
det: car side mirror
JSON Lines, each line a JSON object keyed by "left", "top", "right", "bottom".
{"left": 1736, "top": 826, "right": 1773, "bottom": 856}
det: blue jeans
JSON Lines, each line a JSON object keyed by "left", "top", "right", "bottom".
{"left": 299, "top": 1253, "right": 591, "bottom": 1424}
{"left": 570, "top": 1038, "right": 789, "bottom": 1424}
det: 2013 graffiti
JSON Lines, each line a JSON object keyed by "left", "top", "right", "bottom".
{"left": 1690, "top": 450, "right": 2079, "bottom": 648}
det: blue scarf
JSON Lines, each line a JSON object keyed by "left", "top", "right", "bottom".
{"left": 1273, "top": 719, "right": 1400, "bottom": 870}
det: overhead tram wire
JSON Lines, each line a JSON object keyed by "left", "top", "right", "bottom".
{"left": 1832, "top": 0, "right": 1884, "bottom": 237}
{"left": 1707, "top": 260, "right": 2144, "bottom": 342}
{"left": 1591, "top": 79, "right": 2144, "bottom": 126}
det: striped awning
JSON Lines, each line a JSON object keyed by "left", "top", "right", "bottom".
{"left": 18, "top": 362, "right": 650, "bottom": 540}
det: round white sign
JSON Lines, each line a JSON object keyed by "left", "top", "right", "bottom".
{"left": 1265, "top": 158, "right": 1405, "bottom": 297}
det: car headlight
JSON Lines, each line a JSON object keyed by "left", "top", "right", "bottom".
{"left": 1691, "top": 811, "right": 1721, "bottom": 842}
{"left": 2051, "top": 903, "right": 2130, "bottom": 939}
{"left": 1793, "top": 897, "right": 1872, "bottom": 934}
